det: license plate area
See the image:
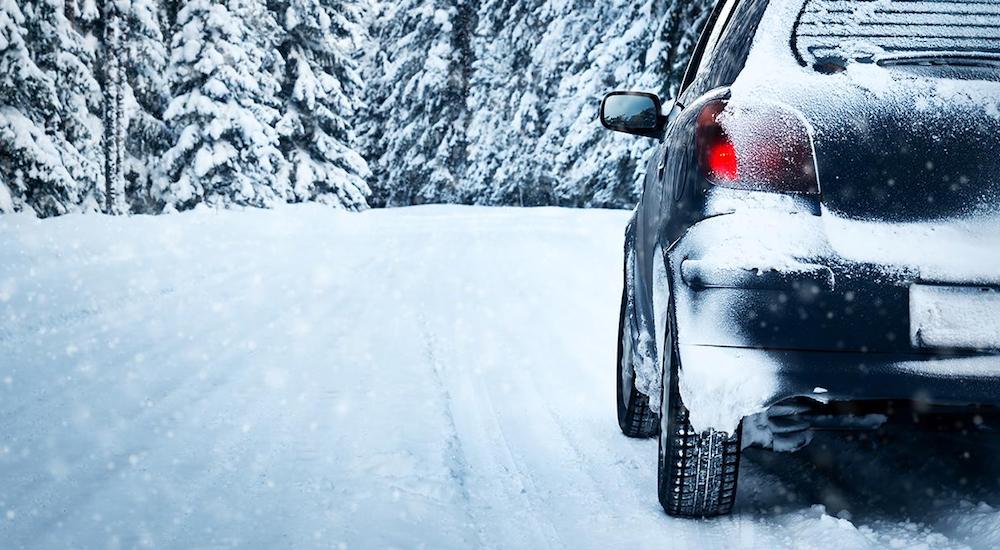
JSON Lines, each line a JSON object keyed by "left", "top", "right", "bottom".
{"left": 910, "top": 285, "right": 1000, "bottom": 351}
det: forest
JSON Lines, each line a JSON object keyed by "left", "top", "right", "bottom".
{"left": 0, "top": 0, "right": 711, "bottom": 217}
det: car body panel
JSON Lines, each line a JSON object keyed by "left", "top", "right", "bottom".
{"left": 621, "top": 0, "right": 1000, "bottom": 428}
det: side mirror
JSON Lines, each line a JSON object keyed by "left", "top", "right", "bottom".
{"left": 600, "top": 91, "right": 666, "bottom": 139}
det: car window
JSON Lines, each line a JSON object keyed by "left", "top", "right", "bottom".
{"left": 678, "top": 0, "right": 739, "bottom": 96}
{"left": 695, "top": 0, "right": 742, "bottom": 76}
{"left": 792, "top": 0, "right": 1000, "bottom": 71}
{"left": 697, "top": 0, "right": 772, "bottom": 91}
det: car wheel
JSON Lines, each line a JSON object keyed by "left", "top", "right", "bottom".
{"left": 657, "top": 296, "right": 741, "bottom": 517}
{"left": 617, "top": 288, "right": 658, "bottom": 438}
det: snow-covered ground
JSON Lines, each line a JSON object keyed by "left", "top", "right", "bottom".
{"left": 3, "top": 204, "right": 1000, "bottom": 549}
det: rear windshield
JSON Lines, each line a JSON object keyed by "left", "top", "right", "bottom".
{"left": 792, "top": 0, "right": 1000, "bottom": 69}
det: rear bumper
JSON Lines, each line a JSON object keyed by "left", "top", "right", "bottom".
{"left": 664, "top": 208, "right": 1000, "bottom": 431}
{"left": 683, "top": 344, "right": 1000, "bottom": 405}
{"left": 675, "top": 343, "right": 1000, "bottom": 433}
{"left": 672, "top": 257, "right": 916, "bottom": 353}
{"left": 668, "top": 209, "right": 997, "bottom": 354}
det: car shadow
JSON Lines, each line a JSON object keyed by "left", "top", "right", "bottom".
{"left": 738, "top": 422, "right": 1000, "bottom": 525}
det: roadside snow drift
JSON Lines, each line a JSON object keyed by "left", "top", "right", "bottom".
{"left": 3, "top": 205, "right": 1000, "bottom": 549}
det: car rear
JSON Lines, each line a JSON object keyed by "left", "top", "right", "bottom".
{"left": 667, "top": 0, "right": 1000, "bottom": 435}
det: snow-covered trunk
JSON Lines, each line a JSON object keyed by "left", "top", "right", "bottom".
{"left": 102, "top": 0, "right": 126, "bottom": 215}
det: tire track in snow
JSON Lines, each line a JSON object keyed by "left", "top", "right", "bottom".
{"left": 446, "top": 226, "right": 666, "bottom": 548}
{"left": 415, "top": 309, "right": 563, "bottom": 549}
{"left": 463, "top": 371, "right": 566, "bottom": 550}
{"left": 418, "top": 315, "right": 486, "bottom": 548}
{"left": 448, "top": 224, "right": 641, "bottom": 547}
{"left": 486, "top": 236, "right": 667, "bottom": 531}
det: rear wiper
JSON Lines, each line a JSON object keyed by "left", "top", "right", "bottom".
{"left": 877, "top": 53, "right": 1000, "bottom": 69}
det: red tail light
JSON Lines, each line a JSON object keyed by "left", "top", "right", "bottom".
{"left": 705, "top": 139, "right": 738, "bottom": 182}
{"left": 696, "top": 100, "right": 819, "bottom": 194}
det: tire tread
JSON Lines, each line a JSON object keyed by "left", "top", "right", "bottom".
{"left": 660, "top": 390, "right": 742, "bottom": 517}
{"left": 657, "top": 293, "right": 742, "bottom": 517}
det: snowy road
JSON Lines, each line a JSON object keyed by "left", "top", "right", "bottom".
{"left": 3, "top": 205, "right": 1000, "bottom": 549}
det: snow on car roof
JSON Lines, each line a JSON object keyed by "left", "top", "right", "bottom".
{"left": 793, "top": 0, "right": 1000, "bottom": 67}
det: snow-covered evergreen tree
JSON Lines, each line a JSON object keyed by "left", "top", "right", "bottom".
{"left": 0, "top": 0, "right": 102, "bottom": 216}
{"left": 1, "top": 0, "right": 713, "bottom": 216}
{"left": 103, "top": 0, "right": 127, "bottom": 214}
{"left": 470, "top": 0, "right": 712, "bottom": 209}
{"left": 530, "top": 0, "right": 661, "bottom": 208}
{"left": 350, "top": 0, "right": 713, "bottom": 210}
{"left": 363, "top": 0, "right": 476, "bottom": 206}
{"left": 37, "top": 0, "right": 103, "bottom": 209}
{"left": 275, "top": 0, "right": 371, "bottom": 210}
{"left": 464, "top": 0, "right": 547, "bottom": 205}
{"left": 158, "top": 0, "right": 289, "bottom": 210}
{"left": 0, "top": 0, "right": 63, "bottom": 214}
{"left": 525, "top": 0, "right": 647, "bottom": 207}
{"left": 123, "top": 0, "right": 171, "bottom": 213}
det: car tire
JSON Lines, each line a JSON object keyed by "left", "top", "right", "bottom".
{"left": 657, "top": 296, "right": 741, "bottom": 517}
{"left": 616, "top": 288, "right": 658, "bottom": 438}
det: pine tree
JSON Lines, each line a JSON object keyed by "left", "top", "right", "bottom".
{"left": 464, "top": 0, "right": 547, "bottom": 206}
{"left": 0, "top": 0, "right": 101, "bottom": 216}
{"left": 0, "top": 0, "right": 62, "bottom": 214}
{"left": 123, "top": 0, "right": 171, "bottom": 213}
{"left": 648, "top": 0, "right": 715, "bottom": 100}
{"left": 103, "top": 0, "right": 126, "bottom": 214}
{"left": 363, "top": 0, "right": 477, "bottom": 207}
{"left": 532, "top": 0, "right": 664, "bottom": 208}
{"left": 37, "top": 0, "right": 104, "bottom": 210}
{"left": 469, "top": 0, "right": 713, "bottom": 209}
{"left": 275, "top": 0, "right": 371, "bottom": 210}
{"left": 158, "top": 0, "right": 289, "bottom": 211}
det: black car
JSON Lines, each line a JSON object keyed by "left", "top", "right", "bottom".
{"left": 601, "top": 0, "right": 1000, "bottom": 517}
